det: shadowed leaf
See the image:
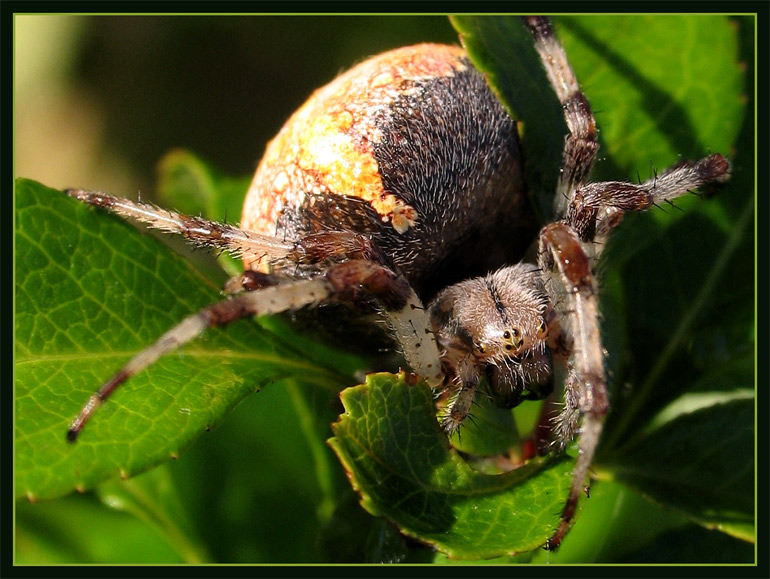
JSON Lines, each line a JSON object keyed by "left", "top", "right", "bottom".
{"left": 329, "top": 373, "right": 577, "bottom": 559}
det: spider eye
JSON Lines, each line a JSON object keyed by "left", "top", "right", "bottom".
{"left": 502, "top": 328, "right": 523, "bottom": 352}
{"left": 537, "top": 320, "right": 548, "bottom": 338}
{"left": 477, "top": 343, "right": 487, "bottom": 354}
{"left": 503, "top": 329, "right": 520, "bottom": 340}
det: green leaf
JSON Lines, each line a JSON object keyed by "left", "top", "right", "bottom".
{"left": 155, "top": 149, "right": 254, "bottom": 278}
{"left": 556, "top": 16, "right": 744, "bottom": 180}
{"left": 451, "top": 16, "right": 745, "bottom": 215}
{"left": 328, "top": 373, "right": 578, "bottom": 560}
{"left": 15, "top": 493, "right": 186, "bottom": 564}
{"left": 14, "top": 178, "right": 346, "bottom": 501}
{"left": 445, "top": 393, "right": 523, "bottom": 460}
{"left": 95, "top": 464, "right": 211, "bottom": 563}
{"left": 606, "top": 393, "right": 755, "bottom": 542}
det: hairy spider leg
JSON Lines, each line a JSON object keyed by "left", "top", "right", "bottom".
{"left": 66, "top": 258, "right": 442, "bottom": 441}
{"left": 538, "top": 222, "right": 608, "bottom": 551}
{"left": 524, "top": 16, "right": 599, "bottom": 214}
{"left": 66, "top": 189, "right": 399, "bottom": 271}
{"left": 523, "top": 19, "right": 731, "bottom": 245}
{"left": 522, "top": 17, "right": 607, "bottom": 550}
{"left": 65, "top": 189, "right": 296, "bottom": 264}
{"left": 436, "top": 351, "right": 482, "bottom": 435}
{"left": 66, "top": 276, "right": 333, "bottom": 441}
{"left": 538, "top": 152, "right": 730, "bottom": 549}
{"left": 64, "top": 189, "right": 443, "bottom": 441}
{"left": 526, "top": 16, "right": 732, "bottom": 550}
{"left": 567, "top": 154, "right": 731, "bottom": 244}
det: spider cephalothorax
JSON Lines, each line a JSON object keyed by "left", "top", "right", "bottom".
{"left": 62, "top": 16, "right": 730, "bottom": 550}
{"left": 428, "top": 263, "right": 554, "bottom": 431}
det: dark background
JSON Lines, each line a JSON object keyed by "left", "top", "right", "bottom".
{"left": 16, "top": 16, "right": 458, "bottom": 197}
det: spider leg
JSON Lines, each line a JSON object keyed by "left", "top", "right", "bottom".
{"left": 66, "top": 188, "right": 296, "bottom": 264}
{"left": 438, "top": 354, "right": 482, "bottom": 434}
{"left": 67, "top": 259, "right": 442, "bottom": 442}
{"left": 325, "top": 260, "right": 443, "bottom": 388}
{"left": 524, "top": 16, "right": 599, "bottom": 213}
{"left": 67, "top": 188, "right": 393, "bottom": 273}
{"left": 66, "top": 276, "right": 335, "bottom": 442}
{"left": 526, "top": 16, "right": 730, "bottom": 551}
{"left": 566, "top": 153, "right": 731, "bottom": 243}
{"left": 538, "top": 222, "right": 608, "bottom": 550}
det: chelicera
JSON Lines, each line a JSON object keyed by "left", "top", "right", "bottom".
{"left": 63, "top": 16, "right": 730, "bottom": 549}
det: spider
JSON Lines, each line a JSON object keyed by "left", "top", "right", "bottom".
{"left": 62, "top": 16, "right": 730, "bottom": 550}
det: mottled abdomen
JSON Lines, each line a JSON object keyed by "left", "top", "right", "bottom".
{"left": 242, "top": 44, "right": 535, "bottom": 299}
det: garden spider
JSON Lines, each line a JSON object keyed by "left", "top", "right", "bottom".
{"left": 63, "top": 16, "right": 730, "bottom": 550}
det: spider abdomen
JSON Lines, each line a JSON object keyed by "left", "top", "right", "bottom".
{"left": 242, "top": 44, "right": 536, "bottom": 299}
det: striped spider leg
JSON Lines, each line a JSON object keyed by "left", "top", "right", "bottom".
{"left": 524, "top": 16, "right": 730, "bottom": 549}
{"left": 63, "top": 189, "right": 443, "bottom": 442}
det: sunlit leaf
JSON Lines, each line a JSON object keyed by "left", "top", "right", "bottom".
{"left": 15, "top": 179, "right": 346, "bottom": 500}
